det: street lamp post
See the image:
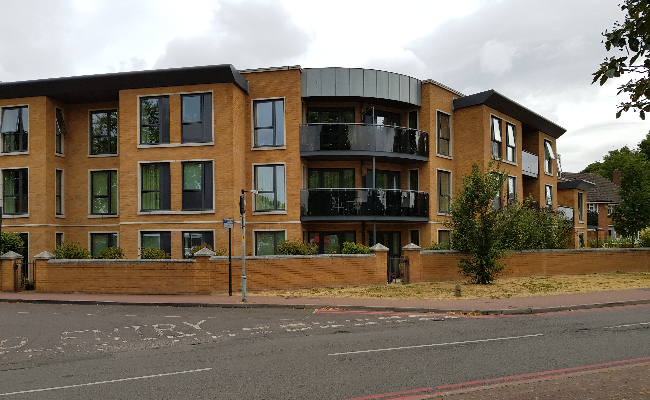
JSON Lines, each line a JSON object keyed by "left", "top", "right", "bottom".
{"left": 239, "top": 189, "right": 258, "bottom": 303}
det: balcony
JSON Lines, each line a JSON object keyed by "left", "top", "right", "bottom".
{"left": 300, "top": 188, "right": 429, "bottom": 222}
{"left": 300, "top": 123, "right": 429, "bottom": 163}
{"left": 522, "top": 151, "right": 539, "bottom": 178}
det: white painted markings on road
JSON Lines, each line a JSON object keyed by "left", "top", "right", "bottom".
{"left": 604, "top": 321, "right": 650, "bottom": 329}
{"left": 328, "top": 333, "right": 544, "bottom": 356}
{"left": 0, "top": 368, "right": 213, "bottom": 396}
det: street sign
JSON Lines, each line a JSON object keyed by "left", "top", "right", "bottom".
{"left": 223, "top": 218, "right": 234, "bottom": 229}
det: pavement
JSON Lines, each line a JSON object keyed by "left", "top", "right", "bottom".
{"left": 2, "top": 287, "right": 650, "bottom": 314}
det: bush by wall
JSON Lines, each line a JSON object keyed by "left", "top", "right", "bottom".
{"left": 0, "top": 232, "right": 24, "bottom": 255}
{"left": 341, "top": 242, "right": 370, "bottom": 254}
{"left": 99, "top": 247, "right": 124, "bottom": 259}
{"left": 276, "top": 240, "right": 317, "bottom": 255}
{"left": 54, "top": 241, "right": 92, "bottom": 259}
{"left": 140, "top": 248, "right": 171, "bottom": 259}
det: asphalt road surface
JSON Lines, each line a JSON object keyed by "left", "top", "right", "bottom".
{"left": 1, "top": 302, "right": 649, "bottom": 399}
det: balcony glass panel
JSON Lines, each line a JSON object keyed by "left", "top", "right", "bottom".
{"left": 522, "top": 151, "right": 538, "bottom": 177}
{"left": 300, "top": 188, "right": 429, "bottom": 219}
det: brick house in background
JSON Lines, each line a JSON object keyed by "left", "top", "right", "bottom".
{"left": 562, "top": 171, "right": 621, "bottom": 241}
{"left": 0, "top": 64, "right": 590, "bottom": 272}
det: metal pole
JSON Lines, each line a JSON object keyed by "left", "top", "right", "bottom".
{"left": 228, "top": 227, "right": 232, "bottom": 296}
{"left": 372, "top": 156, "right": 376, "bottom": 245}
{"left": 241, "top": 190, "right": 247, "bottom": 302}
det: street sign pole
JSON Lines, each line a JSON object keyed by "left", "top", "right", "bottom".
{"left": 223, "top": 218, "right": 235, "bottom": 297}
{"left": 240, "top": 190, "right": 247, "bottom": 303}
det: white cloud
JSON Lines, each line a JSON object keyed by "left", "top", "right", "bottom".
{"left": 479, "top": 40, "right": 518, "bottom": 75}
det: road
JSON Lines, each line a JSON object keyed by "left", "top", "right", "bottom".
{"left": 1, "top": 302, "right": 649, "bottom": 399}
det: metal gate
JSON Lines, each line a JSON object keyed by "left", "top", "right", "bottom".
{"left": 387, "top": 256, "right": 409, "bottom": 284}
{"left": 12, "top": 259, "right": 35, "bottom": 291}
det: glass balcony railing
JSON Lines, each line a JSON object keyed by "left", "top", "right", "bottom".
{"left": 300, "top": 124, "right": 429, "bottom": 159}
{"left": 300, "top": 188, "right": 429, "bottom": 220}
{"left": 522, "top": 151, "right": 539, "bottom": 177}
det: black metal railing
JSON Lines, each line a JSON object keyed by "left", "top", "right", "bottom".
{"left": 300, "top": 123, "right": 429, "bottom": 158}
{"left": 300, "top": 188, "right": 429, "bottom": 218}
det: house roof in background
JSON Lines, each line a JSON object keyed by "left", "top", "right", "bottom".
{"left": 562, "top": 172, "right": 621, "bottom": 203}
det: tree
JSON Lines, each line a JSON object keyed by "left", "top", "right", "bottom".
{"left": 592, "top": 0, "right": 650, "bottom": 119}
{"left": 581, "top": 146, "right": 647, "bottom": 180}
{"left": 638, "top": 130, "right": 650, "bottom": 159}
{"left": 611, "top": 160, "right": 650, "bottom": 237}
{"left": 445, "top": 163, "right": 507, "bottom": 284}
{"left": 0, "top": 232, "right": 24, "bottom": 255}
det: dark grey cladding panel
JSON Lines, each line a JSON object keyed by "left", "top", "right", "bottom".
{"left": 302, "top": 68, "right": 422, "bottom": 106}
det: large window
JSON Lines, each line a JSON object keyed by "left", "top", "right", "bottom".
{"left": 506, "top": 122, "right": 516, "bottom": 163}
{"left": 182, "top": 161, "right": 213, "bottom": 210}
{"left": 409, "top": 169, "right": 419, "bottom": 191}
{"left": 437, "top": 111, "right": 451, "bottom": 157}
{"left": 140, "top": 96, "right": 170, "bottom": 144}
{"left": 254, "top": 165, "right": 285, "bottom": 211}
{"left": 1, "top": 106, "right": 28, "bottom": 153}
{"left": 437, "top": 170, "right": 451, "bottom": 214}
{"left": 308, "top": 169, "right": 354, "bottom": 188}
{"left": 308, "top": 231, "right": 354, "bottom": 254}
{"left": 307, "top": 108, "right": 354, "bottom": 124}
{"left": 409, "top": 230, "right": 420, "bottom": 246}
{"left": 578, "top": 192, "right": 584, "bottom": 223}
{"left": 545, "top": 185, "right": 553, "bottom": 208}
{"left": 55, "top": 108, "right": 67, "bottom": 155}
{"left": 490, "top": 116, "right": 502, "bottom": 159}
{"left": 55, "top": 169, "right": 63, "bottom": 215}
{"left": 544, "top": 139, "right": 555, "bottom": 175}
{"left": 140, "top": 231, "right": 171, "bottom": 256}
{"left": 90, "top": 170, "right": 117, "bottom": 215}
{"left": 90, "top": 233, "right": 118, "bottom": 258}
{"left": 3, "top": 169, "right": 28, "bottom": 214}
{"left": 90, "top": 110, "right": 118, "bottom": 155}
{"left": 255, "top": 231, "right": 285, "bottom": 255}
{"left": 254, "top": 99, "right": 284, "bottom": 147}
{"left": 182, "top": 93, "right": 212, "bottom": 143}
{"left": 507, "top": 176, "right": 517, "bottom": 204}
{"left": 183, "top": 231, "right": 214, "bottom": 258}
{"left": 141, "top": 163, "right": 171, "bottom": 211}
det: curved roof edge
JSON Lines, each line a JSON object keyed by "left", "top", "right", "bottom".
{"left": 453, "top": 90, "right": 566, "bottom": 138}
{"left": 0, "top": 64, "right": 249, "bottom": 104}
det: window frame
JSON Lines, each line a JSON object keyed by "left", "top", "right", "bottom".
{"left": 89, "top": 232, "right": 118, "bottom": 258}
{"left": 55, "top": 169, "right": 64, "bottom": 216}
{"left": 588, "top": 203, "right": 597, "bottom": 212}
{"left": 505, "top": 122, "right": 516, "bottom": 163}
{"left": 139, "top": 95, "right": 170, "bottom": 145}
{"left": 490, "top": 116, "right": 502, "bottom": 159}
{"left": 254, "top": 230, "right": 286, "bottom": 255}
{"left": 1, "top": 105, "right": 29, "bottom": 153}
{"left": 578, "top": 192, "right": 584, "bottom": 223}
{"left": 89, "top": 109, "right": 118, "bottom": 155}
{"left": 438, "top": 229, "right": 451, "bottom": 245}
{"left": 55, "top": 108, "right": 66, "bottom": 156}
{"left": 507, "top": 175, "right": 517, "bottom": 204}
{"left": 139, "top": 162, "right": 171, "bottom": 212}
{"left": 253, "top": 98, "right": 285, "bottom": 148}
{"left": 55, "top": 232, "right": 64, "bottom": 249}
{"left": 436, "top": 110, "right": 451, "bottom": 157}
{"left": 181, "top": 92, "right": 213, "bottom": 144}
{"left": 409, "top": 230, "right": 420, "bottom": 246}
{"left": 2, "top": 167, "right": 29, "bottom": 216}
{"left": 254, "top": 164, "right": 286, "bottom": 212}
{"left": 182, "top": 230, "right": 215, "bottom": 259}
{"left": 437, "top": 169, "right": 452, "bottom": 215}
{"left": 545, "top": 184, "right": 553, "bottom": 208}
{"left": 89, "top": 170, "right": 118, "bottom": 216}
{"left": 181, "top": 161, "right": 214, "bottom": 211}
{"left": 307, "top": 231, "right": 355, "bottom": 254}
{"left": 544, "top": 139, "right": 555, "bottom": 175}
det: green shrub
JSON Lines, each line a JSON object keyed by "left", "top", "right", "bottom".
{"left": 22, "top": 278, "right": 35, "bottom": 290}
{"left": 140, "top": 247, "right": 171, "bottom": 259}
{"left": 213, "top": 247, "right": 227, "bottom": 256}
{"left": 423, "top": 242, "right": 452, "bottom": 250}
{"left": 276, "top": 240, "right": 317, "bottom": 255}
{"left": 99, "top": 247, "right": 124, "bottom": 259}
{"left": 188, "top": 243, "right": 227, "bottom": 257}
{"left": 0, "top": 232, "right": 24, "bottom": 255}
{"left": 639, "top": 228, "right": 650, "bottom": 247}
{"left": 600, "top": 236, "right": 637, "bottom": 248}
{"left": 53, "top": 241, "right": 91, "bottom": 259}
{"left": 341, "top": 242, "right": 370, "bottom": 254}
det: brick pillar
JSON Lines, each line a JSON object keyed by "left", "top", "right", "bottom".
{"left": 402, "top": 243, "right": 422, "bottom": 283}
{"left": 370, "top": 243, "right": 389, "bottom": 284}
{"left": 33, "top": 251, "right": 55, "bottom": 293}
{"left": 0, "top": 251, "right": 22, "bottom": 292}
{"left": 193, "top": 248, "right": 215, "bottom": 294}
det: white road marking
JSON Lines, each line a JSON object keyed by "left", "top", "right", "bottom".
{"left": 17, "top": 312, "right": 29, "bottom": 314}
{"left": 165, "top": 316, "right": 181, "bottom": 318}
{"left": 0, "top": 368, "right": 212, "bottom": 396}
{"left": 328, "top": 333, "right": 544, "bottom": 356}
{"left": 604, "top": 322, "right": 650, "bottom": 329}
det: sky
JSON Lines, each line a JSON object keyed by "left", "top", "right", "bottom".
{"left": 0, "top": 0, "right": 646, "bottom": 172}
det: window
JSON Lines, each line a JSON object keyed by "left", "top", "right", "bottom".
{"left": 578, "top": 192, "right": 584, "bottom": 223}
{"left": 493, "top": 175, "right": 502, "bottom": 210}
{"left": 491, "top": 116, "right": 502, "bottom": 158}
{"left": 545, "top": 185, "right": 553, "bottom": 208}
{"left": 140, "top": 231, "right": 171, "bottom": 256}
{"left": 254, "top": 99, "right": 284, "bottom": 147}
{"left": 182, "top": 93, "right": 212, "bottom": 143}
{"left": 90, "top": 170, "right": 117, "bottom": 215}
{"left": 308, "top": 231, "right": 354, "bottom": 254}
{"left": 506, "top": 122, "right": 516, "bottom": 163}
{"left": 1, "top": 106, "right": 28, "bottom": 153}
{"left": 607, "top": 204, "right": 615, "bottom": 216}
{"left": 437, "top": 170, "right": 451, "bottom": 214}
{"left": 2, "top": 168, "right": 28, "bottom": 214}
{"left": 55, "top": 169, "right": 63, "bottom": 215}
{"left": 255, "top": 231, "right": 285, "bottom": 255}
{"left": 409, "top": 230, "right": 420, "bottom": 246}
{"left": 507, "top": 176, "right": 517, "bottom": 203}
{"left": 308, "top": 169, "right": 354, "bottom": 188}
{"left": 55, "top": 108, "right": 67, "bottom": 155}
{"left": 588, "top": 203, "right": 597, "bottom": 212}
{"left": 182, "top": 161, "right": 213, "bottom": 210}
{"left": 90, "top": 110, "right": 118, "bottom": 155}
{"left": 140, "top": 96, "right": 170, "bottom": 144}
{"left": 408, "top": 111, "right": 418, "bottom": 129}
{"left": 307, "top": 108, "right": 354, "bottom": 124}
{"left": 409, "top": 170, "right": 419, "bottom": 191}
{"left": 578, "top": 232, "right": 585, "bottom": 248}
{"left": 183, "top": 231, "right": 214, "bottom": 258}
{"left": 55, "top": 232, "right": 63, "bottom": 249}
{"left": 438, "top": 230, "right": 451, "bottom": 245}
{"left": 544, "top": 139, "right": 555, "bottom": 175}
{"left": 254, "top": 165, "right": 285, "bottom": 211}
{"left": 90, "top": 233, "right": 118, "bottom": 258}
{"left": 437, "top": 111, "right": 451, "bottom": 157}
{"left": 608, "top": 226, "right": 616, "bottom": 237}
{"left": 141, "top": 163, "right": 171, "bottom": 211}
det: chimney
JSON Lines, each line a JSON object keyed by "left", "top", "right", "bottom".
{"left": 612, "top": 169, "right": 622, "bottom": 186}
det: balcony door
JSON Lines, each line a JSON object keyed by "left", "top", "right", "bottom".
{"left": 308, "top": 169, "right": 355, "bottom": 216}
{"left": 308, "top": 108, "right": 354, "bottom": 151}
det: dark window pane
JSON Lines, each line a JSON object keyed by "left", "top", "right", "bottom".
{"left": 182, "top": 95, "right": 202, "bottom": 123}
{"left": 140, "top": 98, "right": 159, "bottom": 125}
{"left": 140, "top": 126, "right": 160, "bottom": 144}
{"left": 0, "top": 109, "right": 19, "bottom": 133}
{"left": 142, "top": 233, "right": 160, "bottom": 249}
{"left": 256, "top": 102, "right": 273, "bottom": 127}
{"left": 343, "top": 170, "right": 354, "bottom": 188}
{"left": 256, "top": 128, "right": 274, "bottom": 147}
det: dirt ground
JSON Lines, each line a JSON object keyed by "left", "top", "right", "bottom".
{"left": 253, "top": 272, "right": 650, "bottom": 301}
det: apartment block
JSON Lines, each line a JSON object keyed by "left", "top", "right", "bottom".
{"left": 0, "top": 64, "right": 590, "bottom": 267}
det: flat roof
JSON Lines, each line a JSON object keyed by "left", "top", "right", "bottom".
{"left": 0, "top": 64, "right": 249, "bottom": 104}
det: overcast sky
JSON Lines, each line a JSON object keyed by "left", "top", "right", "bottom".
{"left": 0, "top": 0, "right": 645, "bottom": 172}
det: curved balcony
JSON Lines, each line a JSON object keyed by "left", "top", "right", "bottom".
{"left": 300, "top": 123, "right": 429, "bottom": 163}
{"left": 300, "top": 188, "right": 429, "bottom": 222}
